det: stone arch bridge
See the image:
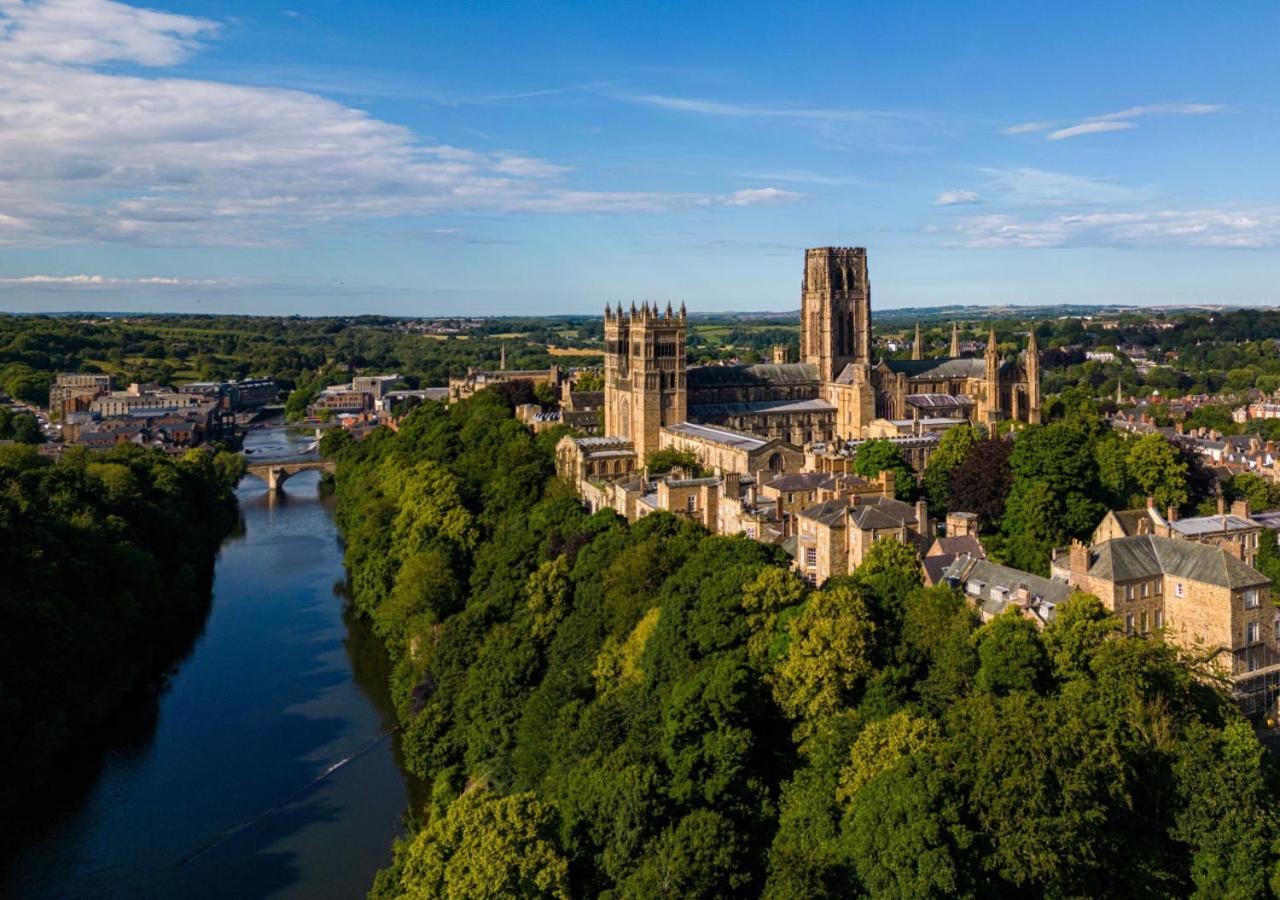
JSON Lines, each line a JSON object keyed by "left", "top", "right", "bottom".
{"left": 244, "top": 458, "right": 336, "bottom": 492}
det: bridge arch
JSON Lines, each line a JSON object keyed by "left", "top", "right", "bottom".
{"left": 243, "top": 459, "right": 336, "bottom": 492}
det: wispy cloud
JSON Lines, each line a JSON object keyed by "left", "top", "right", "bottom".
{"left": 934, "top": 189, "right": 982, "bottom": 206}
{"left": 615, "top": 92, "right": 932, "bottom": 151}
{"left": 1047, "top": 121, "right": 1137, "bottom": 141}
{"left": 1004, "top": 101, "right": 1226, "bottom": 141}
{"left": 978, "top": 167, "right": 1147, "bottom": 207}
{"left": 940, "top": 207, "right": 1280, "bottom": 249}
{"left": 1001, "top": 121, "right": 1052, "bottom": 135}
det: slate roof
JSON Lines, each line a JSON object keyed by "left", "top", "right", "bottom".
{"left": 880, "top": 357, "right": 993, "bottom": 379}
{"left": 664, "top": 421, "right": 771, "bottom": 451}
{"left": 1088, "top": 534, "right": 1268, "bottom": 589}
{"left": 905, "top": 392, "right": 975, "bottom": 410}
{"left": 688, "top": 398, "right": 836, "bottom": 418}
{"left": 1170, "top": 514, "right": 1257, "bottom": 537}
{"left": 687, "top": 362, "right": 820, "bottom": 389}
{"left": 929, "top": 534, "right": 985, "bottom": 558}
{"left": 799, "top": 498, "right": 850, "bottom": 528}
{"left": 943, "top": 556, "right": 1072, "bottom": 623}
{"left": 848, "top": 496, "right": 919, "bottom": 530}
{"left": 765, "top": 472, "right": 832, "bottom": 492}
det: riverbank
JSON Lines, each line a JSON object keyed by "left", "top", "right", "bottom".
{"left": 0, "top": 444, "right": 243, "bottom": 833}
{"left": 1, "top": 431, "right": 423, "bottom": 898}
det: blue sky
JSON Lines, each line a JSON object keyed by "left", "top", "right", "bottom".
{"left": 1, "top": 0, "right": 1278, "bottom": 315}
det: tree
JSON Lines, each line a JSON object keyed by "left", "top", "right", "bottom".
{"left": 1040, "top": 593, "right": 1117, "bottom": 681}
{"left": 842, "top": 754, "right": 971, "bottom": 900}
{"left": 947, "top": 436, "right": 1012, "bottom": 528}
{"left": 973, "top": 611, "right": 1049, "bottom": 695}
{"left": 395, "top": 789, "right": 570, "bottom": 899}
{"left": 773, "top": 585, "right": 876, "bottom": 730}
{"left": 646, "top": 447, "right": 703, "bottom": 476}
{"left": 853, "top": 440, "right": 914, "bottom": 499}
{"left": 9, "top": 412, "right": 44, "bottom": 444}
{"left": 622, "top": 810, "right": 750, "bottom": 899}
{"left": 1000, "top": 423, "right": 1106, "bottom": 573}
{"left": 837, "top": 710, "right": 939, "bottom": 804}
{"left": 1227, "top": 472, "right": 1280, "bottom": 514}
{"left": 1125, "top": 433, "right": 1189, "bottom": 512}
{"left": 921, "top": 424, "right": 978, "bottom": 516}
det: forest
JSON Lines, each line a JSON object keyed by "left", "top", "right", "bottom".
{"left": 0, "top": 443, "right": 244, "bottom": 831}
{"left": 326, "top": 390, "right": 1280, "bottom": 899}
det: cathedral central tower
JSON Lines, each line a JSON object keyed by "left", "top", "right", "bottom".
{"left": 799, "top": 246, "right": 871, "bottom": 383}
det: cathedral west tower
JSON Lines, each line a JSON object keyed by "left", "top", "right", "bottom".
{"left": 603, "top": 301, "right": 687, "bottom": 462}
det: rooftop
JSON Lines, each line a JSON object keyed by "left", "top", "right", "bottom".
{"left": 687, "top": 362, "right": 820, "bottom": 389}
{"left": 664, "top": 421, "right": 770, "bottom": 451}
{"left": 1087, "top": 534, "right": 1268, "bottom": 589}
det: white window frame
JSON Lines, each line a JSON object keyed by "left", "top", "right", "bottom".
{"left": 1247, "top": 621, "right": 1260, "bottom": 645}
{"left": 805, "top": 547, "right": 817, "bottom": 568}
{"left": 1245, "top": 589, "right": 1260, "bottom": 609}
{"left": 1175, "top": 582, "right": 1184, "bottom": 598}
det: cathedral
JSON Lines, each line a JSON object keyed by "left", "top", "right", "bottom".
{"left": 598, "top": 246, "right": 1040, "bottom": 463}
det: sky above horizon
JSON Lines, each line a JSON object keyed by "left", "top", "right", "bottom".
{"left": 1, "top": 0, "right": 1279, "bottom": 316}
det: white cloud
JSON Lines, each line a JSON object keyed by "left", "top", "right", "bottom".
{"left": 934, "top": 189, "right": 982, "bottom": 206}
{"left": 1047, "top": 121, "right": 1137, "bottom": 141}
{"left": 940, "top": 208, "right": 1280, "bottom": 249}
{"left": 0, "top": 0, "right": 217, "bottom": 65}
{"left": 0, "top": 0, "right": 776, "bottom": 248}
{"left": 723, "top": 187, "right": 804, "bottom": 207}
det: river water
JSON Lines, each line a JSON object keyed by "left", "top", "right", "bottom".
{"left": 1, "top": 428, "right": 419, "bottom": 899}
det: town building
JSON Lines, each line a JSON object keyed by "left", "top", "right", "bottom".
{"left": 1052, "top": 534, "right": 1280, "bottom": 712}
{"left": 1092, "top": 497, "right": 1264, "bottom": 568}
{"left": 941, "top": 554, "right": 1071, "bottom": 627}
{"left": 49, "top": 373, "right": 113, "bottom": 418}
{"left": 794, "top": 494, "right": 932, "bottom": 585}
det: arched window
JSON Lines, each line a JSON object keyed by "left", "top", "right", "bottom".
{"left": 620, "top": 398, "right": 630, "bottom": 438}
{"left": 768, "top": 452, "right": 785, "bottom": 473}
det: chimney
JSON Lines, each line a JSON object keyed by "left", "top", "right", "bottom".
{"left": 1217, "top": 494, "right": 1226, "bottom": 516}
{"left": 746, "top": 478, "right": 758, "bottom": 508}
{"left": 776, "top": 496, "right": 786, "bottom": 534}
{"left": 1068, "top": 540, "right": 1089, "bottom": 578}
{"left": 723, "top": 471, "right": 740, "bottom": 500}
{"left": 1231, "top": 498, "right": 1251, "bottom": 518}
{"left": 915, "top": 499, "right": 931, "bottom": 538}
{"left": 1167, "top": 505, "right": 1179, "bottom": 523}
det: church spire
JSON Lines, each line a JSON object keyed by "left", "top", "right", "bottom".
{"left": 950, "top": 321, "right": 960, "bottom": 357}
{"left": 985, "top": 326, "right": 998, "bottom": 358}
{"left": 912, "top": 323, "right": 923, "bottom": 360}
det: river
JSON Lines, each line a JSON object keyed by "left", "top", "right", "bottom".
{"left": 1, "top": 427, "right": 420, "bottom": 899}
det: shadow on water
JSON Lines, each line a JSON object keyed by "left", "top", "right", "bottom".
{"left": 1, "top": 466, "right": 419, "bottom": 900}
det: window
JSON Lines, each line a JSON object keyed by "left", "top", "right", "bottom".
{"left": 805, "top": 548, "right": 817, "bottom": 568}
{"left": 746, "top": 527, "right": 756, "bottom": 539}
{"left": 1247, "top": 621, "right": 1260, "bottom": 645}
{"left": 1274, "top": 618, "right": 1280, "bottom": 640}
{"left": 1124, "top": 584, "right": 1135, "bottom": 601}
{"left": 1155, "top": 579, "right": 1163, "bottom": 596}
{"left": 1175, "top": 582, "right": 1184, "bottom": 598}
{"left": 787, "top": 493, "right": 794, "bottom": 503}
{"left": 687, "top": 495, "right": 697, "bottom": 512}
{"left": 1155, "top": 609, "right": 1163, "bottom": 630}
{"left": 1140, "top": 582, "right": 1149, "bottom": 598}
{"left": 1245, "top": 589, "right": 1260, "bottom": 609}
{"left": 1140, "top": 611, "right": 1148, "bottom": 633}
{"left": 1124, "top": 614, "right": 1134, "bottom": 634}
